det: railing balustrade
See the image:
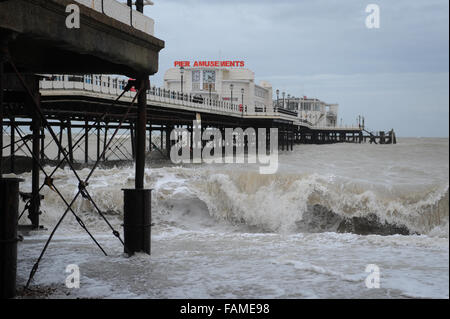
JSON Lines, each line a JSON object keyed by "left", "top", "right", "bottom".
{"left": 74, "top": 0, "right": 155, "bottom": 36}
{"left": 39, "top": 75, "right": 360, "bottom": 130}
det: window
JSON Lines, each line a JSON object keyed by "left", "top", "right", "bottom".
{"left": 203, "top": 70, "right": 216, "bottom": 83}
{"left": 192, "top": 70, "right": 200, "bottom": 83}
{"left": 255, "top": 87, "right": 266, "bottom": 98}
{"left": 203, "top": 83, "right": 215, "bottom": 91}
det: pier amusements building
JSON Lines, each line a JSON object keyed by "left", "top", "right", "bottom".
{"left": 165, "top": 62, "right": 339, "bottom": 129}
{"left": 164, "top": 63, "right": 273, "bottom": 115}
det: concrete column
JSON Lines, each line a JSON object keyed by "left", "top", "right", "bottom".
{"left": 0, "top": 178, "right": 23, "bottom": 299}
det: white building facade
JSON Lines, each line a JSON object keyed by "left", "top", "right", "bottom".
{"left": 275, "top": 96, "right": 339, "bottom": 127}
{"left": 164, "top": 67, "right": 273, "bottom": 113}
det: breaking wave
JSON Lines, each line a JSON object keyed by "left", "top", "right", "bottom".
{"left": 193, "top": 170, "right": 449, "bottom": 237}
{"left": 16, "top": 145, "right": 449, "bottom": 238}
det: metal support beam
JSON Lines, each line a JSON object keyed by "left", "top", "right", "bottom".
{"left": 57, "top": 122, "right": 63, "bottom": 161}
{"left": 67, "top": 120, "right": 73, "bottom": 163}
{"left": 40, "top": 126, "right": 45, "bottom": 162}
{"left": 84, "top": 120, "right": 89, "bottom": 164}
{"left": 135, "top": 77, "right": 148, "bottom": 189}
{"left": 96, "top": 122, "right": 101, "bottom": 161}
{"left": 123, "top": 73, "right": 152, "bottom": 255}
{"left": 165, "top": 125, "right": 171, "bottom": 158}
{"left": 10, "top": 116, "right": 15, "bottom": 173}
{"left": 130, "top": 122, "right": 136, "bottom": 160}
{"left": 0, "top": 53, "right": 3, "bottom": 177}
{"left": 30, "top": 99, "right": 41, "bottom": 229}
{"left": 103, "top": 122, "right": 108, "bottom": 161}
{"left": 148, "top": 125, "right": 152, "bottom": 152}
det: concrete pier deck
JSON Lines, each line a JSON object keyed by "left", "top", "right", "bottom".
{"left": 0, "top": 0, "right": 164, "bottom": 76}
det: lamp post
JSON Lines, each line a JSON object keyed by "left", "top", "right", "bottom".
{"left": 276, "top": 89, "right": 279, "bottom": 111}
{"left": 282, "top": 92, "right": 285, "bottom": 109}
{"left": 241, "top": 88, "right": 244, "bottom": 117}
{"left": 180, "top": 66, "right": 184, "bottom": 95}
{"left": 230, "top": 84, "right": 234, "bottom": 109}
{"left": 209, "top": 83, "right": 212, "bottom": 100}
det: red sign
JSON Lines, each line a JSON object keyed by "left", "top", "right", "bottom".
{"left": 174, "top": 61, "right": 245, "bottom": 68}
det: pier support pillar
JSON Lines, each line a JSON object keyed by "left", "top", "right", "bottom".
{"left": 30, "top": 107, "right": 41, "bottom": 229}
{"left": 0, "top": 48, "right": 4, "bottom": 177}
{"left": 291, "top": 131, "right": 295, "bottom": 151}
{"left": 84, "top": 120, "right": 89, "bottom": 164}
{"left": 40, "top": 127, "right": 45, "bottom": 162}
{"left": 57, "top": 121, "right": 63, "bottom": 161}
{"left": 135, "top": 77, "right": 148, "bottom": 189}
{"left": 130, "top": 122, "right": 136, "bottom": 160}
{"left": 103, "top": 122, "right": 108, "bottom": 161}
{"left": 122, "top": 189, "right": 151, "bottom": 255}
{"left": 67, "top": 120, "right": 73, "bottom": 163}
{"left": 166, "top": 125, "right": 172, "bottom": 158}
{"left": 0, "top": 178, "right": 23, "bottom": 299}
{"left": 148, "top": 125, "right": 152, "bottom": 152}
{"left": 96, "top": 122, "right": 101, "bottom": 161}
{"left": 123, "top": 70, "right": 152, "bottom": 255}
{"left": 380, "top": 131, "right": 385, "bottom": 144}
{"left": 10, "top": 117, "right": 15, "bottom": 173}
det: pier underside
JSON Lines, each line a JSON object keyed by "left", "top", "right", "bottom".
{"left": 0, "top": 0, "right": 164, "bottom": 76}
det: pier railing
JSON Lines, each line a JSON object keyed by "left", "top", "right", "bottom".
{"left": 39, "top": 75, "right": 361, "bottom": 131}
{"left": 74, "top": 0, "right": 155, "bottom": 36}
{"left": 40, "top": 75, "right": 249, "bottom": 117}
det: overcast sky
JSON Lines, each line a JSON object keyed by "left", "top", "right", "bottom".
{"left": 144, "top": 0, "right": 448, "bottom": 137}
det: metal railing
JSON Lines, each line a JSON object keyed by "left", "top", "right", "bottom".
{"left": 39, "top": 75, "right": 361, "bottom": 130}
{"left": 74, "top": 0, "right": 155, "bottom": 36}
{"left": 40, "top": 75, "right": 247, "bottom": 117}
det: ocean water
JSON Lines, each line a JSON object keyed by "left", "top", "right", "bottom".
{"left": 8, "top": 137, "right": 449, "bottom": 298}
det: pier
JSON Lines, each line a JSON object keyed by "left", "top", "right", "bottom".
{"left": 0, "top": 0, "right": 396, "bottom": 298}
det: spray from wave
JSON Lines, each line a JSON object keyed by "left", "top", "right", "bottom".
{"left": 15, "top": 138, "right": 449, "bottom": 238}
{"left": 193, "top": 169, "right": 449, "bottom": 237}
